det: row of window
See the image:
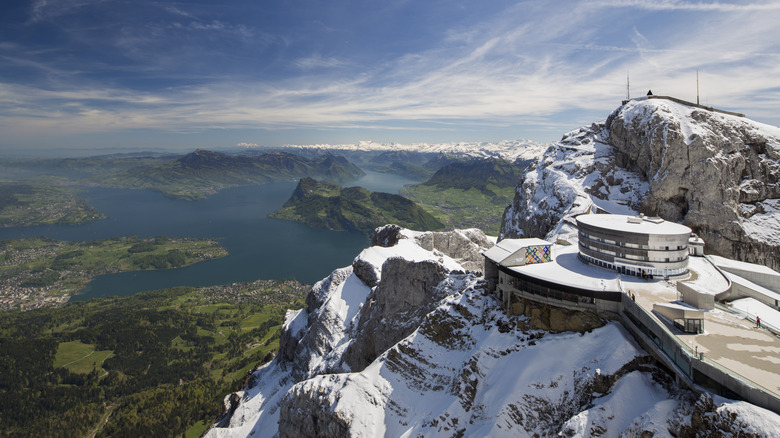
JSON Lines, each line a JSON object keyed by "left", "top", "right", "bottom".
{"left": 501, "top": 275, "right": 595, "bottom": 305}
{"left": 579, "top": 231, "right": 686, "bottom": 251}
{"left": 579, "top": 239, "right": 687, "bottom": 263}
{"left": 579, "top": 253, "right": 688, "bottom": 278}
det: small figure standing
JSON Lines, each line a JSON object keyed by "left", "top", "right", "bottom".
{"left": 757, "top": 316, "right": 761, "bottom": 328}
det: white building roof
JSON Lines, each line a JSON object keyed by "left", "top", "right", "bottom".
{"left": 684, "top": 256, "right": 731, "bottom": 295}
{"left": 653, "top": 302, "right": 704, "bottom": 320}
{"left": 483, "top": 238, "right": 551, "bottom": 264}
{"left": 725, "top": 272, "right": 780, "bottom": 303}
{"left": 506, "top": 243, "right": 622, "bottom": 292}
{"left": 708, "top": 255, "right": 780, "bottom": 278}
{"left": 576, "top": 214, "right": 691, "bottom": 236}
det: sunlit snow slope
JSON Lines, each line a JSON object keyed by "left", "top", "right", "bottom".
{"left": 206, "top": 226, "right": 780, "bottom": 437}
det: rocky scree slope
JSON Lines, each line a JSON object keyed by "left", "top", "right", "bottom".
{"left": 205, "top": 225, "right": 780, "bottom": 437}
{"left": 500, "top": 98, "right": 780, "bottom": 270}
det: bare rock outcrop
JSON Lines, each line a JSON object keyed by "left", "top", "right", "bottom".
{"left": 342, "top": 257, "right": 449, "bottom": 371}
{"left": 411, "top": 228, "right": 494, "bottom": 272}
{"left": 508, "top": 296, "right": 608, "bottom": 333}
{"left": 608, "top": 99, "right": 780, "bottom": 270}
{"left": 278, "top": 376, "right": 352, "bottom": 438}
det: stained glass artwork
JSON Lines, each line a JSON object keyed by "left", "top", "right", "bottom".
{"left": 524, "top": 245, "right": 551, "bottom": 264}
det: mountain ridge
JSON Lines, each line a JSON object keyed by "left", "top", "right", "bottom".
{"left": 89, "top": 150, "right": 365, "bottom": 200}
{"left": 401, "top": 157, "right": 531, "bottom": 234}
{"left": 205, "top": 226, "right": 780, "bottom": 437}
{"left": 205, "top": 99, "right": 780, "bottom": 437}
{"left": 500, "top": 97, "right": 780, "bottom": 270}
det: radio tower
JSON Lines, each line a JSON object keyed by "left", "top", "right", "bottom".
{"left": 622, "top": 72, "right": 630, "bottom": 105}
{"left": 696, "top": 70, "right": 700, "bottom": 105}
{"left": 626, "top": 71, "right": 630, "bottom": 100}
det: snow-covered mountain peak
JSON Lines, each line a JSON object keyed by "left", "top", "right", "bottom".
{"left": 206, "top": 98, "right": 780, "bottom": 437}
{"left": 281, "top": 139, "right": 549, "bottom": 162}
{"left": 502, "top": 97, "right": 780, "bottom": 270}
{"left": 206, "top": 224, "right": 780, "bottom": 437}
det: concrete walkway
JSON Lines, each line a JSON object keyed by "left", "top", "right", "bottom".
{"left": 621, "top": 273, "right": 780, "bottom": 398}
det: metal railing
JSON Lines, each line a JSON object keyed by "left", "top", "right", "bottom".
{"left": 719, "top": 303, "right": 780, "bottom": 337}
{"left": 621, "top": 293, "right": 779, "bottom": 407}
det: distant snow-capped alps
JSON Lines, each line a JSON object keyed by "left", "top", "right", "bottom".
{"left": 278, "top": 139, "right": 549, "bottom": 162}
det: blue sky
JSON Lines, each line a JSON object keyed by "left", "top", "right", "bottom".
{"left": 1, "top": 0, "right": 779, "bottom": 153}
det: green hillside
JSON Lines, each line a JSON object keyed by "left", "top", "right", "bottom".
{"left": 89, "top": 150, "right": 364, "bottom": 200}
{"left": 0, "top": 281, "right": 308, "bottom": 437}
{"left": 0, "top": 236, "right": 228, "bottom": 308}
{"left": 402, "top": 158, "right": 530, "bottom": 235}
{"left": 0, "top": 182, "right": 102, "bottom": 227}
{"left": 269, "top": 177, "right": 445, "bottom": 235}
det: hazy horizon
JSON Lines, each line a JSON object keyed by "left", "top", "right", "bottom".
{"left": 2, "top": 1, "right": 779, "bottom": 153}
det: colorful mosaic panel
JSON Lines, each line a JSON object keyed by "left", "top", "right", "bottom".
{"left": 524, "top": 245, "right": 551, "bottom": 264}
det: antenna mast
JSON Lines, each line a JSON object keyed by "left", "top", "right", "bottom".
{"left": 626, "top": 71, "right": 630, "bottom": 100}
{"left": 696, "top": 70, "right": 700, "bottom": 105}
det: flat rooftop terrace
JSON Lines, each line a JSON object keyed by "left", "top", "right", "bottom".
{"left": 506, "top": 243, "right": 621, "bottom": 292}
{"left": 499, "top": 241, "right": 780, "bottom": 404}
{"left": 621, "top": 266, "right": 780, "bottom": 401}
{"left": 577, "top": 213, "right": 691, "bottom": 235}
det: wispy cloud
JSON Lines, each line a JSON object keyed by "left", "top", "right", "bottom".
{"left": 3, "top": 0, "right": 780, "bottom": 148}
{"left": 165, "top": 5, "right": 196, "bottom": 19}
{"left": 185, "top": 21, "right": 254, "bottom": 39}
{"left": 30, "top": 0, "right": 108, "bottom": 22}
{"left": 596, "top": 0, "right": 780, "bottom": 12}
{"left": 294, "top": 53, "right": 349, "bottom": 71}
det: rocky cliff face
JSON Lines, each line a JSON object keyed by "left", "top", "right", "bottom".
{"left": 204, "top": 225, "right": 780, "bottom": 438}
{"left": 500, "top": 98, "right": 780, "bottom": 270}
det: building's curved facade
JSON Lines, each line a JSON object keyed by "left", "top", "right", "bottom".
{"left": 576, "top": 214, "right": 692, "bottom": 278}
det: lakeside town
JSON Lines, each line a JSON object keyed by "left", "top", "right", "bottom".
{"left": 0, "top": 236, "right": 228, "bottom": 311}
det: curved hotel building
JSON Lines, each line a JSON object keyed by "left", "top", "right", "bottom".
{"left": 576, "top": 214, "right": 692, "bottom": 279}
{"left": 483, "top": 213, "right": 695, "bottom": 313}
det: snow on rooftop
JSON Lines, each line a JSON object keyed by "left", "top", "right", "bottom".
{"left": 709, "top": 254, "right": 780, "bottom": 278}
{"left": 482, "top": 245, "right": 512, "bottom": 264}
{"left": 506, "top": 244, "right": 621, "bottom": 292}
{"left": 724, "top": 272, "right": 780, "bottom": 303}
{"left": 577, "top": 213, "right": 691, "bottom": 236}
{"left": 590, "top": 195, "right": 640, "bottom": 216}
{"left": 731, "top": 298, "right": 780, "bottom": 331}
{"left": 684, "top": 257, "right": 730, "bottom": 295}
{"left": 483, "top": 238, "right": 551, "bottom": 264}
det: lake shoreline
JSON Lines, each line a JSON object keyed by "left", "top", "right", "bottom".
{"left": 0, "top": 172, "right": 418, "bottom": 305}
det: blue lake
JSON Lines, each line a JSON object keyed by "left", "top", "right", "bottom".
{"left": 0, "top": 171, "right": 421, "bottom": 301}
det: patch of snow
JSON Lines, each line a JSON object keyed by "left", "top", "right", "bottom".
{"left": 281, "top": 308, "right": 307, "bottom": 339}
{"left": 731, "top": 297, "right": 780, "bottom": 330}
{"left": 560, "top": 371, "right": 679, "bottom": 438}
{"left": 353, "top": 239, "right": 463, "bottom": 283}
{"left": 208, "top": 224, "right": 780, "bottom": 438}
{"left": 684, "top": 257, "right": 730, "bottom": 295}
{"left": 742, "top": 199, "right": 780, "bottom": 245}
{"left": 716, "top": 400, "right": 780, "bottom": 435}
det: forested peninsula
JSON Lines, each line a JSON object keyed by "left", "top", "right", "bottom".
{"left": 269, "top": 177, "right": 444, "bottom": 235}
